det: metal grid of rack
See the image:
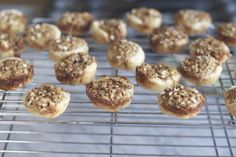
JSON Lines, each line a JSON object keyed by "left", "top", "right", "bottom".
{"left": 0, "top": 18, "right": 236, "bottom": 157}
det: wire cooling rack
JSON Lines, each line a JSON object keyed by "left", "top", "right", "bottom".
{"left": 0, "top": 18, "right": 236, "bottom": 157}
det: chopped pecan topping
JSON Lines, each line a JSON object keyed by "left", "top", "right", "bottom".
{"left": 25, "top": 84, "right": 67, "bottom": 112}
{"left": 189, "top": 36, "right": 231, "bottom": 61}
{"left": 49, "top": 35, "right": 88, "bottom": 52}
{"left": 128, "top": 7, "right": 161, "bottom": 23}
{"left": 87, "top": 76, "right": 134, "bottom": 101}
{"left": 150, "top": 27, "right": 188, "bottom": 47}
{"left": 55, "top": 53, "right": 95, "bottom": 79}
{"left": 218, "top": 23, "right": 236, "bottom": 38}
{"left": 59, "top": 12, "right": 93, "bottom": 26}
{"left": 159, "top": 84, "right": 202, "bottom": 108}
{"left": 177, "top": 9, "right": 210, "bottom": 26}
{"left": 180, "top": 56, "right": 219, "bottom": 77}
{"left": 224, "top": 86, "right": 236, "bottom": 105}
{"left": 137, "top": 63, "right": 179, "bottom": 79}
{"left": 108, "top": 39, "right": 140, "bottom": 58}
{"left": 0, "top": 58, "right": 31, "bottom": 79}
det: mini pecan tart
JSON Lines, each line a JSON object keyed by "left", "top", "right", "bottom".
{"left": 91, "top": 19, "right": 127, "bottom": 44}
{"left": 217, "top": 23, "right": 236, "bottom": 47}
{"left": 0, "top": 57, "right": 33, "bottom": 90}
{"left": 25, "top": 23, "right": 61, "bottom": 50}
{"left": 49, "top": 35, "right": 89, "bottom": 62}
{"left": 174, "top": 9, "right": 212, "bottom": 35}
{"left": 178, "top": 56, "right": 222, "bottom": 85}
{"left": 149, "top": 27, "right": 189, "bottom": 53}
{"left": 54, "top": 53, "right": 97, "bottom": 85}
{"left": 58, "top": 12, "right": 93, "bottom": 36}
{"left": 107, "top": 39, "right": 145, "bottom": 71}
{"left": 158, "top": 84, "right": 205, "bottom": 119}
{"left": 126, "top": 7, "right": 162, "bottom": 34}
{"left": 0, "top": 34, "right": 24, "bottom": 59}
{"left": 189, "top": 36, "right": 231, "bottom": 63}
{"left": 136, "top": 63, "right": 181, "bottom": 92}
{"left": 86, "top": 76, "right": 134, "bottom": 112}
{"left": 0, "top": 9, "right": 27, "bottom": 35}
{"left": 224, "top": 86, "right": 236, "bottom": 116}
{"left": 23, "top": 84, "right": 70, "bottom": 118}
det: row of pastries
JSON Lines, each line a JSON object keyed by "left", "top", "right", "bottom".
{"left": 0, "top": 8, "right": 236, "bottom": 119}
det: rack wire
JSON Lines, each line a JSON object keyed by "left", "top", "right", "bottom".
{"left": 0, "top": 18, "right": 236, "bottom": 157}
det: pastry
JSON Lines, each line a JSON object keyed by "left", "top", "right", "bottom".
{"left": 0, "top": 9, "right": 27, "bottom": 35}
{"left": 54, "top": 53, "right": 97, "bottom": 85}
{"left": 136, "top": 63, "right": 181, "bottom": 92}
{"left": 0, "top": 34, "right": 24, "bottom": 59}
{"left": 158, "top": 84, "right": 205, "bottom": 119}
{"left": 86, "top": 76, "right": 134, "bottom": 112}
{"left": 189, "top": 36, "right": 231, "bottom": 63}
{"left": 48, "top": 35, "right": 88, "bottom": 62}
{"left": 0, "top": 57, "right": 33, "bottom": 90}
{"left": 217, "top": 23, "right": 236, "bottom": 47}
{"left": 91, "top": 19, "right": 127, "bottom": 43}
{"left": 58, "top": 12, "right": 93, "bottom": 36}
{"left": 174, "top": 9, "right": 212, "bottom": 35}
{"left": 107, "top": 39, "right": 145, "bottom": 71}
{"left": 25, "top": 23, "right": 61, "bottom": 50}
{"left": 23, "top": 84, "right": 70, "bottom": 118}
{"left": 149, "top": 26, "right": 188, "bottom": 53}
{"left": 178, "top": 55, "right": 222, "bottom": 85}
{"left": 224, "top": 86, "right": 236, "bottom": 116}
{"left": 126, "top": 7, "right": 162, "bottom": 34}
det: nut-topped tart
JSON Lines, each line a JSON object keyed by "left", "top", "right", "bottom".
{"left": 174, "top": 9, "right": 212, "bottom": 35}
{"left": 178, "top": 55, "right": 222, "bottom": 86}
{"left": 149, "top": 26, "right": 189, "bottom": 53}
{"left": 158, "top": 84, "right": 205, "bottom": 119}
{"left": 0, "top": 57, "right": 33, "bottom": 90}
{"left": 126, "top": 7, "right": 162, "bottom": 34}
{"left": 217, "top": 23, "right": 236, "bottom": 47}
{"left": 23, "top": 84, "right": 70, "bottom": 118}
{"left": 107, "top": 39, "right": 145, "bottom": 71}
{"left": 54, "top": 53, "right": 97, "bottom": 85}
{"left": 0, "top": 9, "right": 27, "bottom": 35}
{"left": 92, "top": 19, "right": 127, "bottom": 44}
{"left": 25, "top": 23, "right": 61, "bottom": 50}
{"left": 86, "top": 76, "right": 134, "bottom": 112}
{"left": 189, "top": 36, "right": 231, "bottom": 63}
{"left": 0, "top": 34, "right": 24, "bottom": 59}
{"left": 224, "top": 86, "right": 236, "bottom": 116}
{"left": 136, "top": 63, "right": 181, "bottom": 92}
{"left": 58, "top": 12, "right": 93, "bottom": 36}
{"left": 49, "top": 35, "right": 88, "bottom": 62}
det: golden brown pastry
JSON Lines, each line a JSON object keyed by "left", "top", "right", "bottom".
{"left": 23, "top": 84, "right": 70, "bottom": 118}
{"left": 57, "top": 12, "right": 93, "bottom": 36}
{"left": 91, "top": 19, "right": 127, "bottom": 44}
{"left": 86, "top": 76, "right": 134, "bottom": 112}
{"left": 174, "top": 9, "right": 212, "bottom": 35}
{"left": 158, "top": 84, "right": 205, "bottom": 119}
{"left": 149, "top": 27, "right": 189, "bottom": 53}
{"left": 0, "top": 34, "right": 24, "bottom": 59}
{"left": 136, "top": 63, "right": 181, "bottom": 92}
{"left": 0, "top": 57, "right": 33, "bottom": 90}
{"left": 178, "top": 56, "right": 222, "bottom": 85}
{"left": 224, "top": 86, "right": 236, "bottom": 116}
{"left": 0, "top": 9, "right": 27, "bottom": 35}
{"left": 217, "top": 23, "right": 236, "bottom": 47}
{"left": 107, "top": 39, "right": 145, "bottom": 71}
{"left": 126, "top": 7, "right": 162, "bottom": 34}
{"left": 54, "top": 53, "right": 97, "bottom": 85}
{"left": 189, "top": 36, "right": 231, "bottom": 63}
{"left": 25, "top": 23, "right": 61, "bottom": 50}
{"left": 48, "top": 35, "right": 89, "bottom": 62}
